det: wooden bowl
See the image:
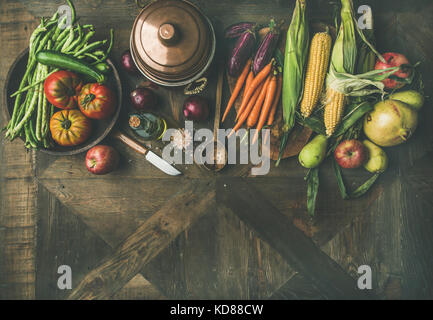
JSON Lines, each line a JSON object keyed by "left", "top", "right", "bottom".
{"left": 3, "top": 48, "right": 122, "bottom": 156}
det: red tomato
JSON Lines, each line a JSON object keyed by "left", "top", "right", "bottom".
{"left": 78, "top": 83, "right": 116, "bottom": 119}
{"left": 44, "top": 70, "right": 83, "bottom": 109}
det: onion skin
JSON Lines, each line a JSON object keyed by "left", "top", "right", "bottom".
{"left": 228, "top": 30, "right": 256, "bottom": 78}
{"left": 183, "top": 96, "right": 209, "bottom": 122}
{"left": 363, "top": 99, "right": 418, "bottom": 147}
{"left": 121, "top": 50, "right": 139, "bottom": 74}
{"left": 224, "top": 22, "right": 255, "bottom": 39}
{"left": 253, "top": 21, "right": 280, "bottom": 75}
{"left": 130, "top": 88, "right": 157, "bottom": 111}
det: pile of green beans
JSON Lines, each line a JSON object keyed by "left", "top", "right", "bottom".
{"left": 4, "top": 0, "right": 114, "bottom": 149}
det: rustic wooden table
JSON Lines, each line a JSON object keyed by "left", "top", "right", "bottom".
{"left": 1, "top": 0, "right": 433, "bottom": 300}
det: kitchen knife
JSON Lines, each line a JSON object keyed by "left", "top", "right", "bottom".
{"left": 111, "top": 129, "right": 182, "bottom": 176}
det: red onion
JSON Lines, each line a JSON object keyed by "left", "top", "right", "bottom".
{"left": 183, "top": 96, "right": 209, "bottom": 121}
{"left": 130, "top": 88, "right": 157, "bottom": 111}
{"left": 121, "top": 50, "right": 139, "bottom": 74}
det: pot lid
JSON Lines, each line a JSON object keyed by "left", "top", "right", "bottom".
{"left": 131, "top": 0, "right": 213, "bottom": 81}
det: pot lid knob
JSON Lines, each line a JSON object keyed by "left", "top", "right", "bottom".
{"left": 158, "top": 23, "right": 178, "bottom": 45}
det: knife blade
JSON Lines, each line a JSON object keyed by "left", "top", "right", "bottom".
{"left": 145, "top": 150, "right": 182, "bottom": 176}
{"left": 111, "top": 129, "right": 182, "bottom": 176}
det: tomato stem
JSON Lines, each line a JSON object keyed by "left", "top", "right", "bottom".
{"left": 61, "top": 119, "right": 72, "bottom": 130}
{"left": 83, "top": 93, "right": 96, "bottom": 105}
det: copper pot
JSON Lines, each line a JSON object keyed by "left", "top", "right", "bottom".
{"left": 130, "top": 0, "right": 216, "bottom": 87}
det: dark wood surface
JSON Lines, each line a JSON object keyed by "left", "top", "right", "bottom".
{"left": 1, "top": 0, "right": 433, "bottom": 300}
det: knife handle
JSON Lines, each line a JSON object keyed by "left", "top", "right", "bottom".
{"left": 111, "top": 129, "right": 148, "bottom": 155}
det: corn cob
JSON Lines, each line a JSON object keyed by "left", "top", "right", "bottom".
{"left": 300, "top": 32, "right": 332, "bottom": 118}
{"left": 323, "top": 0, "right": 357, "bottom": 136}
{"left": 324, "top": 88, "right": 346, "bottom": 136}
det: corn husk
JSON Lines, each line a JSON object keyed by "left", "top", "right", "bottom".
{"left": 277, "top": 0, "right": 309, "bottom": 165}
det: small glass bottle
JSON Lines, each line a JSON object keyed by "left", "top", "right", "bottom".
{"left": 128, "top": 112, "right": 167, "bottom": 141}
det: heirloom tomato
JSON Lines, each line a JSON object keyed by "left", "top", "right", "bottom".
{"left": 44, "top": 70, "right": 83, "bottom": 109}
{"left": 50, "top": 109, "right": 92, "bottom": 147}
{"left": 78, "top": 83, "right": 116, "bottom": 119}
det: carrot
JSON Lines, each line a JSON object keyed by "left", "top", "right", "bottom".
{"left": 253, "top": 73, "right": 278, "bottom": 144}
{"left": 236, "top": 59, "right": 273, "bottom": 120}
{"left": 222, "top": 59, "right": 252, "bottom": 122}
{"left": 228, "top": 82, "right": 264, "bottom": 138}
{"left": 247, "top": 75, "right": 271, "bottom": 128}
{"left": 267, "top": 72, "right": 282, "bottom": 126}
{"left": 243, "top": 70, "right": 254, "bottom": 100}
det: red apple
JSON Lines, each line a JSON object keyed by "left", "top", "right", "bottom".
{"left": 375, "top": 52, "right": 411, "bottom": 89}
{"left": 85, "top": 145, "right": 120, "bottom": 175}
{"left": 334, "top": 140, "right": 366, "bottom": 169}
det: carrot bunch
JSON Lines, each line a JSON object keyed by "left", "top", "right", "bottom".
{"left": 223, "top": 59, "right": 282, "bottom": 144}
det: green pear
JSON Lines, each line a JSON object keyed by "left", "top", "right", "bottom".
{"left": 389, "top": 90, "right": 424, "bottom": 111}
{"left": 299, "top": 134, "right": 327, "bottom": 169}
{"left": 362, "top": 140, "right": 388, "bottom": 173}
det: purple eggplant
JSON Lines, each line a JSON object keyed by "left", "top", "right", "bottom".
{"left": 253, "top": 19, "right": 280, "bottom": 75}
{"left": 228, "top": 30, "right": 256, "bottom": 77}
{"left": 224, "top": 22, "right": 255, "bottom": 39}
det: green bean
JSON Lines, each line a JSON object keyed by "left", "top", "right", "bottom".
{"left": 29, "top": 116, "right": 39, "bottom": 147}
{"left": 72, "top": 30, "right": 95, "bottom": 53}
{"left": 12, "top": 65, "right": 42, "bottom": 136}
{"left": 74, "top": 40, "right": 107, "bottom": 57}
{"left": 9, "top": 63, "right": 35, "bottom": 133}
{"left": 84, "top": 52, "right": 100, "bottom": 61}
{"left": 41, "top": 42, "right": 51, "bottom": 138}
{"left": 24, "top": 121, "right": 31, "bottom": 147}
{"left": 61, "top": 26, "right": 75, "bottom": 52}
{"left": 24, "top": 117, "right": 38, "bottom": 148}
{"left": 350, "top": 173, "right": 380, "bottom": 199}
{"left": 52, "top": 14, "right": 66, "bottom": 42}
{"left": 10, "top": 29, "right": 52, "bottom": 134}
{"left": 54, "top": 34, "right": 69, "bottom": 51}
{"left": 54, "top": 19, "right": 70, "bottom": 45}
{"left": 66, "top": 0, "right": 76, "bottom": 26}
{"left": 11, "top": 82, "right": 35, "bottom": 132}
{"left": 43, "top": 137, "right": 51, "bottom": 149}
{"left": 92, "top": 50, "right": 105, "bottom": 57}
{"left": 333, "top": 158, "right": 349, "bottom": 200}
{"left": 92, "top": 29, "right": 114, "bottom": 65}
{"left": 9, "top": 29, "right": 43, "bottom": 127}
{"left": 66, "top": 23, "right": 82, "bottom": 52}
{"left": 36, "top": 64, "right": 45, "bottom": 141}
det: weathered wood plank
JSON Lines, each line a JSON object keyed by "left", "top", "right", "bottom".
{"left": 218, "top": 178, "right": 372, "bottom": 299}
{"left": 68, "top": 180, "right": 215, "bottom": 299}
{"left": 35, "top": 184, "right": 166, "bottom": 299}
{"left": 37, "top": 178, "right": 195, "bottom": 247}
{"left": 143, "top": 204, "right": 296, "bottom": 299}
{"left": 269, "top": 273, "right": 326, "bottom": 300}
{"left": 0, "top": 0, "right": 38, "bottom": 300}
{"left": 113, "top": 274, "right": 166, "bottom": 300}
